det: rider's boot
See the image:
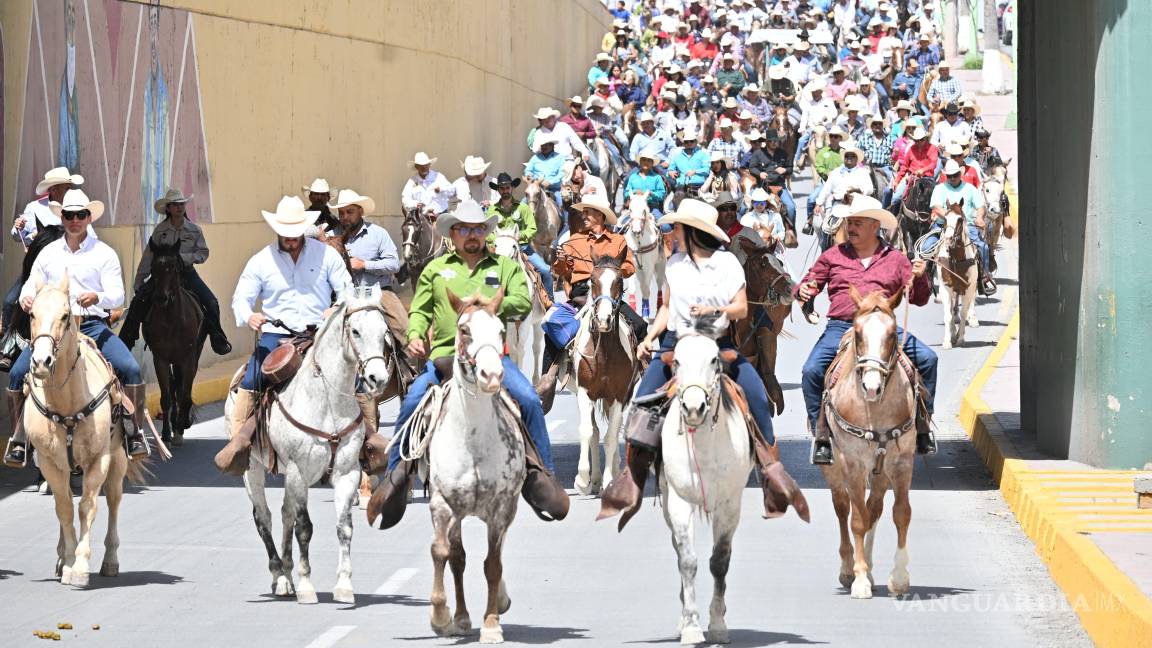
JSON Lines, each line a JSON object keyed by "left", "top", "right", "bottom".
{"left": 366, "top": 460, "right": 414, "bottom": 530}
{"left": 598, "top": 443, "right": 656, "bottom": 532}
{"left": 122, "top": 384, "right": 151, "bottom": 459}
{"left": 535, "top": 362, "right": 560, "bottom": 415}
{"left": 357, "top": 393, "right": 391, "bottom": 475}
{"left": 213, "top": 389, "right": 257, "bottom": 475}
{"left": 749, "top": 426, "right": 811, "bottom": 522}
{"left": 3, "top": 389, "right": 29, "bottom": 468}
{"left": 980, "top": 271, "right": 998, "bottom": 296}
{"left": 915, "top": 400, "right": 938, "bottom": 456}
{"left": 205, "top": 312, "right": 233, "bottom": 356}
{"left": 809, "top": 408, "right": 834, "bottom": 465}
{"left": 520, "top": 426, "right": 570, "bottom": 522}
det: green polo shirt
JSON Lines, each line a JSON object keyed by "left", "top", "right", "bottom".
{"left": 407, "top": 251, "right": 531, "bottom": 360}
{"left": 486, "top": 201, "right": 537, "bottom": 246}
{"left": 814, "top": 146, "right": 844, "bottom": 181}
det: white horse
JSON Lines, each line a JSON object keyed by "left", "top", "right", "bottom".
{"left": 623, "top": 192, "right": 665, "bottom": 320}
{"left": 426, "top": 289, "right": 525, "bottom": 643}
{"left": 227, "top": 287, "right": 395, "bottom": 605}
{"left": 593, "top": 137, "right": 624, "bottom": 205}
{"left": 660, "top": 333, "right": 753, "bottom": 645}
{"left": 982, "top": 177, "right": 1007, "bottom": 257}
{"left": 937, "top": 208, "right": 979, "bottom": 349}
{"left": 492, "top": 226, "right": 546, "bottom": 384}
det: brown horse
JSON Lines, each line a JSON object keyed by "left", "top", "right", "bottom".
{"left": 731, "top": 239, "right": 795, "bottom": 415}
{"left": 820, "top": 287, "right": 917, "bottom": 599}
{"left": 143, "top": 240, "right": 204, "bottom": 446}
{"left": 768, "top": 105, "right": 799, "bottom": 163}
{"left": 525, "top": 178, "right": 562, "bottom": 265}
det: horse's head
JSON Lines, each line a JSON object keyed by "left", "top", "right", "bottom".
{"left": 849, "top": 285, "right": 900, "bottom": 402}
{"left": 590, "top": 256, "right": 624, "bottom": 332}
{"left": 672, "top": 332, "right": 721, "bottom": 427}
{"left": 447, "top": 289, "right": 506, "bottom": 393}
{"left": 739, "top": 239, "right": 795, "bottom": 305}
{"left": 491, "top": 226, "right": 520, "bottom": 258}
{"left": 524, "top": 176, "right": 542, "bottom": 203}
{"left": 983, "top": 180, "right": 1004, "bottom": 215}
{"left": 149, "top": 239, "right": 185, "bottom": 305}
{"left": 941, "top": 200, "right": 967, "bottom": 247}
{"left": 334, "top": 286, "right": 394, "bottom": 393}
{"left": 27, "top": 272, "right": 76, "bottom": 380}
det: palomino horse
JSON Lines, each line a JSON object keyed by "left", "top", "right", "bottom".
{"left": 23, "top": 274, "right": 147, "bottom": 587}
{"left": 400, "top": 207, "right": 442, "bottom": 287}
{"left": 731, "top": 239, "right": 795, "bottom": 415}
{"left": 571, "top": 257, "right": 641, "bottom": 495}
{"left": 426, "top": 289, "right": 524, "bottom": 643}
{"left": 228, "top": 288, "right": 394, "bottom": 604}
{"left": 525, "top": 178, "right": 562, "bottom": 264}
{"left": 623, "top": 192, "right": 665, "bottom": 320}
{"left": 491, "top": 226, "right": 547, "bottom": 384}
{"left": 820, "top": 287, "right": 917, "bottom": 599}
{"left": 936, "top": 206, "right": 980, "bottom": 348}
{"left": 143, "top": 240, "right": 204, "bottom": 446}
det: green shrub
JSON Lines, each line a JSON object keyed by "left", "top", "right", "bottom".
{"left": 962, "top": 53, "right": 984, "bottom": 70}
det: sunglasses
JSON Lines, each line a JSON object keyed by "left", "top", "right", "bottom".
{"left": 61, "top": 210, "right": 90, "bottom": 221}
{"left": 452, "top": 225, "right": 487, "bottom": 236}
{"left": 752, "top": 201, "right": 769, "bottom": 207}
{"left": 946, "top": 173, "right": 962, "bottom": 179}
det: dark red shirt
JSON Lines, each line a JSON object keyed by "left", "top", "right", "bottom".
{"left": 794, "top": 241, "right": 930, "bottom": 321}
{"left": 559, "top": 114, "right": 597, "bottom": 142}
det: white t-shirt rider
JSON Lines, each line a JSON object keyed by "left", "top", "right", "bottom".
{"left": 664, "top": 249, "right": 746, "bottom": 337}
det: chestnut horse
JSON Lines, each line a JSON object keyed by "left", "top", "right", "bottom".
{"left": 731, "top": 239, "right": 795, "bottom": 415}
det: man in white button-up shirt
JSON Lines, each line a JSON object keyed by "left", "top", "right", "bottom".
{"left": 4, "top": 190, "right": 150, "bottom": 467}
{"left": 400, "top": 152, "right": 454, "bottom": 216}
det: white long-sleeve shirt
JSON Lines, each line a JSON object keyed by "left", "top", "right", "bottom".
{"left": 816, "top": 165, "right": 875, "bottom": 210}
{"left": 799, "top": 96, "right": 838, "bottom": 132}
{"left": 532, "top": 121, "right": 592, "bottom": 160}
{"left": 451, "top": 176, "right": 498, "bottom": 206}
{"left": 21, "top": 235, "right": 124, "bottom": 318}
{"left": 401, "top": 170, "right": 454, "bottom": 215}
{"left": 231, "top": 237, "right": 352, "bottom": 334}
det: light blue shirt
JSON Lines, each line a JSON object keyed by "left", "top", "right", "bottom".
{"left": 929, "top": 181, "right": 985, "bottom": 225}
{"left": 524, "top": 151, "right": 566, "bottom": 189}
{"left": 232, "top": 237, "right": 353, "bottom": 333}
{"left": 624, "top": 170, "right": 667, "bottom": 209}
{"left": 342, "top": 222, "right": 401, "bottom": 288}
{"left": 668, "top": 148, "right": 711, "bottom": 188}
{"left": 629, "top": 130, "right": 675, "bottom": 164}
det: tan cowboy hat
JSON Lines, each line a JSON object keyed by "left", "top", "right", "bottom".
{"left": 868, "top": 114, "right": 885, "bottom": 126}
{"left": 845, "top": 195, "right": 898, "bottom": 231}
{"left": 944, "top": 142, "right": 966, "bottom": 157}
{"left": 154, "top": 187, "right": 193, "bottom": 214}
{"left": 722, "top": 96, "right": 739, "bottom": 109}
{"left": 409, "top": 152, "right": 438, "bottom": 167}
{"left": 908, "top": 125, "right": 928, "bottom": 140}
{"left": 329, "top": 188, "right": 376, "bottom": 214}
{"left": 50, "top": 189, "right": 104, "bottom": 222}
{"left": 895, "top": 99, "right": 915, "bottom": 111}
{"left": 302, "top": 178, "right": 333, "bottom": 194}
{"left": 658, "top": 198, "right": 729, "bottom": 243}
{"left": 959, "top": 96, "right": 982, "bottom": 115}
{"left": 435, "top": 199, "right": 497, "bottom": 237}
{"left": 572, "top": 193, "right": 617, "bottom": 226}
{"left": 262, "top": 196, "right": 319, "bottom": 238}
{"left": 794, "top": 40, "right": 811, "bottom": 52}
{"left": 460, "top": 155, "right": 492, "bottom": 176}
{"left": 840, "top": 142, "right": 863, "bottom": 159}
{"left": 36, "top": 166, "right": 84, "bottom": 195}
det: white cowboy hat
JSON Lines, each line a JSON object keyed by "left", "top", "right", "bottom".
{"left": 960, "top": 96, "right": 982, "bottom": 115}
{"left": 848, "top": 40, "right": 861, "bottom": 49}
{"left": 658, "top": 198, "right": 729, "bottom": 243}
{"left": 35, "top": 167, "right": 84, "bottom": 195}
{"left": 718, "top": 117, "right": 735, "bottom": 129}
{"left": 908, "top": 126, "right": 929, "bottom": 140}
{"left": 637, "top": 112, "right": 655, "bottom": 123}
{"left": 709, "top": 150, "right": 729, "bottom": 163}
{"left": 702, "top": 74, "right": 716, "bottom": 83}
{"left": 943, "top": 159, "right": 964, "bottom": 176}
{"left": 807, "top": 76, "right": 826, "bottom": 91}
{"left": 533, "top": 106, "right": 558, "bottom": 120}
{"left": 460, "top": 155, "right": 492, "bottom": 176}
{"left": 50, "top": 189, "right": 104, "bottom": 222}
{"left": 867, "top": 114, "right": 886, "bottom": 126}
{"left": 938, "top": 61, "right": 952, "bottom": 69}
{"left": 722, "top": 97, "right": 739, "bottom": 109}
{"left": 859, "top": 76, "right": 874, "bottom": 85}
{"left": 572, "top": 193, "right": 618, "bottom": 226}
{"left": 746, "top": 129, "right": 765, "bottom": 142}
{"left": 831, "top": 64, "right": 846, "bottom": 74}
{"left": 262, "top": 196, "right": 319, "bottom": 238}
{"left": 794, "top": 40, "right": 811, "bottom": 52}
{"left": 329, "top": 189, "right": 376, "bottom": 214}
{"left": 435, "top": 199, "right": 497, "bottom": 237}
{"left": 302, "top": 178, "right": 333, "bottom": 194}
{"left": 744, "top": 83, "right": 760, "bottom": 93}
{"left": 637, "top": 148, "right": 662, "bottom": 163}
{"left": 738, "top": 109, "right": 755, "bottom": 120}
{"left": 827, "top": 125, "right": 847, "bottom": 138}
{"left": 768, "top": 65, "right": 788, "bottom": 80}
{"left": 595, "top": 52, "right": 612, "bottom": 63}
{"left": 680, "top": 129, "right": 699, "bottom": 142}
{"left": 594, "top": 76, "right": 610, "bottom": 87}
{"left": 567, "top": 95, "right": 584, "bottom": 105}
{"left": 748, "top": 187, "right": 772, "bottom": 202}
{"left": 409, "top": 152, "right": 438, "bottom": 167}
{"left": 840, "top": 142, "right": 863, "bottom": 159}
{"left": 668, "top": 63, "right": 682, "bottom": 74}
{"left": 944, "top": 143, "right": 966, "bottom": 157}
{"left": 895, "top": 99, "right": 915, "bottom": 111}
{"left": 535, "top": 132, "right": 558, "bottom": 147}
{"left": 154, "top": 187, "right": 193, "bottom": 214}
{"left": 845, "top": 195, "right": 898, "bottom": 231}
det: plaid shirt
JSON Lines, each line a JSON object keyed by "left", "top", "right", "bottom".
{"left": 857, "top": 131, "right": 897, "bottom": 167}
{"left": 707, "top": 137, "right": 746, "bottom": 166}
{"left": 927, "top": 76, "right": 963, "bottom": 105}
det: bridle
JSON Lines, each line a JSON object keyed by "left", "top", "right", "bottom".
{"left": 402, "top": 209, "right": 437, "bottom": 266}
{"left": 341, "top": 303, "right": 393, "bottom": 381}
{"left": 454, "top": 320, "right": 504, "bottom": 387}
{"left": 28, "top": 298, "right": 83, "bottom": 386}
{"left": 853, "top": 324, "right": 900, "bottom": 399}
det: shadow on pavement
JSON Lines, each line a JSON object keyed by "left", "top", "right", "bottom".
{"left": 627, "top": 629, "right": 826, "bottom": 645}
{"left": 90, "top": 570, "right": 186, "bottom": 588}
{"left": 398, "top": 624, "right": 590, "bottom": 644}
{"left": 247, "top": 591, "right": 428, "bottom": 608}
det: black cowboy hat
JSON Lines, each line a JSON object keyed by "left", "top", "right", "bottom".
{"left": 489, "top": 172, "right": 522, "bottom": 190}
{"left": 975, "top": 128, "right": 992, "bottom": 139}
{"left": 943, "top": 102, "right": 960, "bottom": 115}
{"left": 762, "top": 128, "right": 781, "bottom": 142}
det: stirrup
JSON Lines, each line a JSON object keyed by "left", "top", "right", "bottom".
{"left": 809, "top": 438, "right": 833, "bottom": 465}
{"left": 3, "top": 439, "right": 28, "bottom": 468}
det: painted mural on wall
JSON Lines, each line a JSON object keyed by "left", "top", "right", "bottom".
{"left": 11, "top": 0, "right": 213, "bottom": 243}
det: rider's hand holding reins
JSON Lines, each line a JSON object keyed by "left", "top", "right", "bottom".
{"left": 247, "top": 313, "right": 268, "bottom": 331}
{"left": 797, "top": 280, "right": 819, "bottom": 303}
{"left": 911, "top": 259, "right": 928, "bottom": 278}
{"left": 407, "top": 338, "right": 427, "bottom": 360}
{"left": 77, "top": 292, "right": 99, "bottom": 309}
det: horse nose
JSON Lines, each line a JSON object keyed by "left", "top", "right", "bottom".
{"left": 477, "top": 366, "right": 503, "bottom": 392}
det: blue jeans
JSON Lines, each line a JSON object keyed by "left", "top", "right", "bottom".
{"left": 522, "top": 244, "right": 554, "bottom": 300}
{"left": 633, "top": 332, "right": 775, "bottom": 444}
{"left": 800, "top": 319, "right": 937, "bottom": 427}
{"left": 795, "top": 131, "right": 813, "bottom": 165}
{"left": 920, "top": 222, "right": 991, "bottom": 272}
{"left": 10, "top": 319, "right": 142, "bottom": 389}
{"left": 387, "top": 357, "right": 554, "bottom": 472}
{"left": 874, "top": 83, "right": 890, "bottom": 113}
{"left": 778, "top": 188, "right": 797, "bottom": 227}
{"left": 805, "top": 180, "right": 823, "bottom": 226}
{"left": 239, "top": 332, "right": 289, "bottom": 391}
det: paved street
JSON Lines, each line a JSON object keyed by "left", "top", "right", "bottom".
{"left": 0, "top": 167, "right": 1091, "bottom": 647}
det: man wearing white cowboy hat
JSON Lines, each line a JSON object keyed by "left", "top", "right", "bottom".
{"left": 889, "top": 125, "right": 939, "bottom": 207}
{"left": 794, "top": 76, "right": 837, "bottom": 167}
{"left": 301, "top": 178, "right": 339, "bottom": 233}
{"left": 812, "top": 142, "right": 876, "bottom": 247}
{"left": 628, "top": 112, "right": 675, "bottom": 168}
{"left": 452, "top": 156, "right": 498, "bottom": 208}
{"left": 119, "top": 188, "right": 232, "bottom": 356}
{"left": 793, "top": 195, "right": 939, "bottom": 464}
{"left": 924, "top": 159, "right": 996, "bottom": 295}
{"left": 524, "top": 132, "right": 568, "bottom": 220}
{"left": 401, "top": 152, "right": 454, "bottom": 217}
{"left": 4, "top": 189, "right": 152, "bottom": 467}
{"left": 10, "top": 167, "right": 89, "bottom": 246}
{"left": 785, "top": 40, "right": 819, "bottom": 84}
{"left": 366, "top": 199, "right": 568, "bottom": 529}
{"left": 667, "top": 129, "right": 711, "bottom": 194}
{"left": 559, "top": 95, "right": 598, "bottom": 144}
{"left": 215, "top": 196, "right": 354, "bottom": 473}
{"left": 588, "top": 51, "right": 613, "bottom": 90}
{"left": 529, "top": 106, "right": 596, "bottom": 175}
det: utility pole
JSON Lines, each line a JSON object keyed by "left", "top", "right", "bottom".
{"left": 942, "top": 0, "right": 959, "bottom": 59}
{"left": 981, "top": 0, "right": 1005, "bottom": 93}
{"left": 958, "top": 0, "right": 972, "bottom": 54}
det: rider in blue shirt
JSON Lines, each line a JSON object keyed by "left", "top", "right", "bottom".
{"left": 667, "top": 132, "right": 711, "bottom": 192}
{"left": 623, "top": 149, "right": 671, "bottom": 231}
{"left": 524, "top": 133, "right": 567, "bottom": 221}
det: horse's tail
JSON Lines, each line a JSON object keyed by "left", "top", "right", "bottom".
{"left": 124, "top": 455, "right": 152, "bottom": 486}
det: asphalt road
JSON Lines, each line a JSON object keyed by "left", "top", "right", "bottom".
{"left": 0, "top": 176, "right": 1090, "bottom": 647}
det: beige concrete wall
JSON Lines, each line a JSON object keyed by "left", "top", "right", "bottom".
{"left": 1, "top": 0, "right": 610, "bottom": 375}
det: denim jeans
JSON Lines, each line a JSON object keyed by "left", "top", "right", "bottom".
{"left": 239, "top": 332, "right": 290, "bottom": 391}
{"left": 778, "top": 188, "right": 797, "bottom": 227}
{"left": 522, "top": 244, "right": 555, "bottom": 300}
{"left": 794, "top": 131, "right": 813, "bottom": 165}
{"left": 805, "top": 180, "right": 823, "bottom": 227}
{"left": 800, "top": 319, "right": 937, "bottom": 427}
{"left": 633, "top": 332, "right": 775, "bottom": 444}
{"left": 9, "top": 319, "right": 142, "bottom": 389}
{"left": 919, "top": 222, "right": 991, "bottom": 272}
{"left": 387, "top": 357, "right": 554, "bottom": 472}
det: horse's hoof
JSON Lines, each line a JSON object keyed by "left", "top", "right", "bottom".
{"left": 59, "top": 567, "right": 72, "bottom": 585}
{"left": 333, "top": 587, "right": 355, "bottom": 604}
{"left": 99, "top": 562, "right": 119, "bottom": 577}
{"left": 70, "top": 571, "right": 90, "bottom": 589}
{"left": 573, "top": 474, "right": 593, "bottom": 496}
{"left": 839, "top": 571, "right": 854, "bottom": 588}
{"left": 707, "top": 627, "right": 730, "bottom": 644}
{"left": 172, "top": 433, "right": 184, "bottom": 447}
{"left": 430, "top": 612, "right": 454, "bottom": 637}
{"left": 479, "top": 627, "right": 504, "bottom": 644}
{"left": 38, "top": 481, "right": 50, "bottom": 495}
{"left": 590, "top": 480, "right": 603, "bottom": 496}
{"left": 942, "top": 340, "right": 953, "bottom": 350}
{"left": 453, "top": 613, "right": 472, "bottom": 633}
{"left": 680, "top": 626, "right": 706, "bottom": 645}
{"left": 888, "top": 574, "right": 910, "bottom": 596}
{"left": 274, "top": 576, "right": 295, "bottom": 597}
{"left": 850, "top": 577, "right": 873, "bottom": 599}
{"left": 296, "top": 588, "right": 319, "bottom": 605}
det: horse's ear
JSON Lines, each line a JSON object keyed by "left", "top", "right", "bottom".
{"left": 486, "top": 287, "right": 505, "bottom": 315}
{"left": 34, "top": 216, "right": 43, "bottom": 232}
{"left": 849, "top": 284, "right": 863, "bottom": 307}
{"left": 447, "top": 289, "right": 466, "bottom": 315}
{"left": 738, "top": 237, "right": 759, "bottom": 254}
{"left": 57, "top": 269, "right": 70, "bottom": 293}
{"left": 888, "top": 289, "right": 904, "bottom": 312}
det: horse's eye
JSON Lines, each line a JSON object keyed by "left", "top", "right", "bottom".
{"left": 351, "top": 328, "right": 361, "bottom": 338}
{"left": 59, "top": 313, "right": 68, "bottom": 322}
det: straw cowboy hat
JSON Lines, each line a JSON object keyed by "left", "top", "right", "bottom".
{"left": 658, "top": 198, "right": 729, "bottom": 243}
{"left": 154, "top": 188, "right": 193, "bottom": 214}
{"left": 844, "top": 195, "right": 898, "bottom": 231}
{"left": 566, "top": 95, "right": 584, "bottom": 106}
{"left": 943, "top": 159, "right": 964, "bottom": 176}
{"left": 959, "top": 96, "right": 982, "bottom": 115}
{"left": 533, "top": 106, "right": 559, "bottom": 120}
{"left": 302, "top": 178, "right": 334, "bottom": 194}
{"left": 944, "top": 142, "right": 966, "bottom": 157}
{"left": 748, "top": 187, "right": 772, "bottom": 203}
{"left": 571, "top": 193, "right": 618, "bottom": 226}
{"left": 769, "top": 65, "right": 788, "bottom": 80}
{"left": 794, "top": 40, "right": 812, "bottom": 52}
{"left": 36, "top": 166, "right": 84, "bottom": 195}
{"left": 460, "top": 155, "right": 492, "bottom": 176}
{"left": 435, "top": 199, "right": 497, "bottom": 237}
{"left": 329, "top": 189, "right": 376, "bottom": 214}
{"left": 409, "top": 152, "right": 438, "bottom": 167}
{"left": 262, "top": 196, "right": 319, "bottom": 238}
{"left": 50, "top": 189, "right": 104, "bottom": 222}
{"left": 895, "top": 99, "right": 915, "bottom": 112}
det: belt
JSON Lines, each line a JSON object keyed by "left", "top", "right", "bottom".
{"left": 80, "top": 315, "right": 106, "bottom": 323}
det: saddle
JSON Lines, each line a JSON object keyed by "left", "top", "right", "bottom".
{"left": 520, "top": 257, "right": 554, "bottom": 311}
{"left": 260, "top": 327, "right": 317, "bottom": 385}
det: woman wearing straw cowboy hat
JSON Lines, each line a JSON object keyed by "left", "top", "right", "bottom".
{"left": 401, "top": 152, "right": 454, "bottom": 217}
{"left": 215, "top": 196, "right": 353, "bottom": 473}
{"left": 119, "top": 188, "right": 233, "bottom": 356}
{"left": 5, "top": 189, "right": 153, "bottom": 467}
{"left": 452, "top": 156, "right": 498, "bottom": 208}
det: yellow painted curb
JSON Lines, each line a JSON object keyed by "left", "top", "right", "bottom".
{"left": 143, "top": 375, "right": 232, "bottom": 417}
{"left": 961, "top": 312, "right": 1152, "bottom": 646}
